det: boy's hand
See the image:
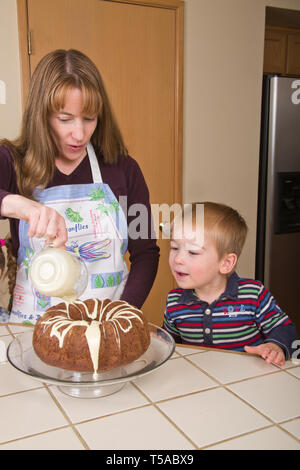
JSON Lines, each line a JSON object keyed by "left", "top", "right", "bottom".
{"left": 244, "top": 342, "right": 285, "bottom": 366}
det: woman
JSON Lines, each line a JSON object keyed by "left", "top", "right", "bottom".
{"left": 0, "top": 49, "right": 159, "bottom": 324}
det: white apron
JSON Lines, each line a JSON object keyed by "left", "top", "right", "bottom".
{"left": 10, "top": 143, "right": 128, "bottom": 325}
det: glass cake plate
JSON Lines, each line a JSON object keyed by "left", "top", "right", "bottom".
{"left": 7, "top": 324, "right": 175, "bottom": 398}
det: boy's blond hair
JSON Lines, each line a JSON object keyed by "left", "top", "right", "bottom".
{"left": 182, "top": 202, "right": 248, "bottom": 260}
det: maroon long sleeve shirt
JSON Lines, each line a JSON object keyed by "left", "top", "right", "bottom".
{"left": 0, "top": 146, "right": 160, "bottom": 308}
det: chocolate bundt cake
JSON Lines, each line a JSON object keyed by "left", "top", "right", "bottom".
{"left": 32, "top": 299, "right": 150, "bottom": 373}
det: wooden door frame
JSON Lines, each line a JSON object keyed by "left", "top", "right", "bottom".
{"left": 16, "top": 0, "right": 184, "bottom": 204}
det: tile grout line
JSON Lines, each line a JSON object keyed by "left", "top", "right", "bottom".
{"left": 0, "top": 332, "right": 14, "bottom": 339}
{"left": 222, "top": 384, "right": 300, "bottom": 444}
{"left": 221, "top": 366, "right": 300, "bottom": 441}
{"left": 176, "top": 347, "right": 300, "bottom": 371}
{"left": 0, "top": 378, "right": 298, "bottom": 449}
{"left": 45, "top": 382, "right": 155, "bottom": 427}
{"left": 155, "top": 387, "right": 277, "bottom": 448}
{"left": 170, "top": 359, "right": 300, "bottom": 447}
{"left": 283, "top": 368, "right": 300, "bottom": 380}
{"left": 198, "top": 424, "right": 277, "bottom": 450}
{"left": 182, "top": 352, "right": 296, "bottom": 386}
{"left": 0, "top": 325, "right": 12, "bottom": 334}
{"left": 134, "top": 355, "right": 300, "bottom": 447}
{"left": 1, "top": 412, "right": 298, "bottom": 450}
{"left": 0, "top": 384, "right": 45, "bottom": 400}
{"left": 132, "top": 373, "right": 296, "bottom": 450}
{"left": 69, "top": 402, "right": 154, "bottom": 426}
{"left": 181, "top": 353, "right": 300, "bottom": 426}
{"left": 198, "top": 422, "right": 300, "bottom": 449}
{"left": 130, "top": 381, "right": 199, "bottom": 449}
{"left": 0, "top": 424, "right": 74, "bottom": 448}
{"left": 152, "top": 402, "right": 199, "bottom": 449}
{"left": 154, "top": 381, "right": 300, "bottom": 448}
{"left": 219, "top": 419, "right": 300, "bottom": 449}
{"left": 174, "top": 349, "right": 209, "bottom": 358}
{"left": 276, "top": 421, "right": 300, "bottom": 444}
{"left": 43, "top": 383, "right": 90, "bottom": 450}
{"left": 1, "top": 341, "right": 299, "bottom": 449}
{"left": 170, "top": 355, "right": 300, "bottom": 446}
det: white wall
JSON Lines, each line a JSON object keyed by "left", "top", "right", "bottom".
{"left": 183, "top": 0, "right": 300, "bottom": 276}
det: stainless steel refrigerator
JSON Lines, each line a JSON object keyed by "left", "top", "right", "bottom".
{"left": 256, "top": 75, "right": 300, "bottom": 335}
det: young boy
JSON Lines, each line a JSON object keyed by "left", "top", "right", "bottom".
{"left": 163, "top": 202, "right": 298, "bottom": 366}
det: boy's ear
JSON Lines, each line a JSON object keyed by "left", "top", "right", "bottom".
{"left": 220, "top": 253, "right": 237, "bottom": 274}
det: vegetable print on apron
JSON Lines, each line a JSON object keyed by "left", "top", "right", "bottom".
{"left": 10, "top": 143, "right": 128, "bottom": 325}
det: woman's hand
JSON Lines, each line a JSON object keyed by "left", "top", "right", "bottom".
{"left": 244, "top": 342, "right": 285, "bottom": 366}
{"left": 1, "top": 194, "right": 68, "bottom": 248}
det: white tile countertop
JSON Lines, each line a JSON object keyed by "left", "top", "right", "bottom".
{"left": 0, "top": 323, "right": 300, "bottom": 450}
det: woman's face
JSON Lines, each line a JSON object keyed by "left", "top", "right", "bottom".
{"left": 49, "top": 87, "right": 97, "bottom": 169}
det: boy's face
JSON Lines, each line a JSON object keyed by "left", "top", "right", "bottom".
{"left": 169, "top": 222, "right": 225, "bottom": 291}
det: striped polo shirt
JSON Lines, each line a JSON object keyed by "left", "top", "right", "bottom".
{"left": 163, "top": 272, "right": 297, "bottom": 359}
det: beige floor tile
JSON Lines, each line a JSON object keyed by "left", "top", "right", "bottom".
{"left": 206, "top": 426, "right": 300, "bottom": 450}
{"left": 170, "top": 349, "right": 180, "bottom": 359}
{"left": 188, "top": 350, "right": 277, "bottom": 383}
{"left": 286, "top": 366, "right": 300, "bottom": 379}
{"left": 0, "top": 426, "right": 85, "bottom": 450}
{"left": 7, "top": 325, "right": 32, "bottom": 335}
{"left": 158, "top": 387, "right": 270, "bottom": 448}
{"left": 0, "top": 335, "right": 13, "bottom": 363}
{"left": 280, "top": 418, "right": 300, "bottom": 440}
{"left": 134, "top": 357, "right": 217, "bottom": 401}
{"left": 275, "top": 358, "right": 300, "bottom": 369}
{"left": 228, "top": 371, "right": 300, "bottom": 422}
{"left": 76, "top": 405, "right": 195, "bottom": 450}
{"left": 175, "top": 346, "right": 207, "bottom": 356}
{"left": 0, "top": 362, "right": 41, "bottom": 396}
{"left": 0, "top": 388, "right": 68, "bottom": 443}
{"left": 50, "top": 381, "right": 149, "bottom": 423}
{"left": 0, "top": 326, "right": 10, "bottom": 337}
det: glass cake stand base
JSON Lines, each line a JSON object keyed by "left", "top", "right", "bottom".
{"left": 7, "top": 324, "right": 175, "bottom": 399}
{"left": 55, "top": 370, "right": 127, "bottom": 398}
{"left": 57, "top": 382, "right": 125, "bottom": 399}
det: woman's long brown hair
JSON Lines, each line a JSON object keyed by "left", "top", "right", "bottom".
{"left": 1, "top": 49, "right": 127, "bottom": 198}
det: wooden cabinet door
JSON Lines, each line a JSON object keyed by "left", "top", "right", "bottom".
{"left": 287, "top": 32, "right": 300, "bottom": 76}
{"left": 263, "top": 27, "right": 287, "bottom": 74}
{"left": 17, "top": 0, "right": 183, "bottom": 326}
